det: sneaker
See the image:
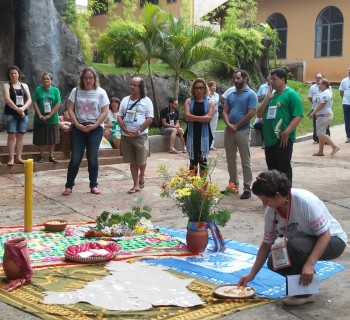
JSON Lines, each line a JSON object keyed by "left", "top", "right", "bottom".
{"left": 240, "top": 191, "right": 251, "bottom": 199}
{"left": 281, "top": 295, "right": 315, "bottom": 306}
{"left": 346, "top": 138, "right": 350, "bottom": 143}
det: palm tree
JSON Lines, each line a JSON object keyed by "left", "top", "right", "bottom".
{"left": 159, "top": 15, "right": 218, "bottom": 99}
{"left": 134, "top": 3, "right": 168, "bottom": 124}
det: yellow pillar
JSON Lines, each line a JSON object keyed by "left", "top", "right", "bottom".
{"left": 24, "top": 159, "right": 33, "bottom": 232}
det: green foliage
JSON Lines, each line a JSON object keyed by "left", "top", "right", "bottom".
{"left": 97, "top": 19, "right": 142, "bottom": 67}
{"left": 95, "top": 198, "right": 152, "bottom": 231}
{"left": 62, "top": 0, "right": 94, "bottom": 62}
{"left": 216, "top": 28, "right": 263, "bottom": 74}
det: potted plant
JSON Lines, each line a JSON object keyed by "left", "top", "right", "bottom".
{"left": 158, "top": 164, "right": 238, "bottom": 253}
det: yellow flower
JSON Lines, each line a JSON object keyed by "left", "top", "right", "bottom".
{"left": 177, "top": 187, "right": 191, "bottom": 198}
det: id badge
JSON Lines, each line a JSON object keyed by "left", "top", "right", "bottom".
{"left": 271, "top": 240, "right": 291, "bottom": 270}
{"left": 170, "top": 120, "right": 174, "bottom": 126}
{"left": 16, "top": 95, "right": 24, "bottom": 106}
{"left": 124, "top": 109, "right": 137, "bottom": 123}
{"left": 44, "top": 102, "right": 51, "bottom": 113}
{"left": 267, "top": 105, "right": 277, "bottom": 119}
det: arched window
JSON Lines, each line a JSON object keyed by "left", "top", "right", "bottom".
{"left": 315, "top": 6, "right": 343, "bottom": 57}
{"left": 267, "top": 13, "right": 287, "bottom": 59}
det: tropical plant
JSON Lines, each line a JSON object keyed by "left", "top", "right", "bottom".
{"left": 133, "top": 2, "right": 168, "bottom": 123}
{"left": 97, "top": 19, "right": 142, "bottom": 67}
{"left": 158, "top": 15, "right": 218, "bottom": 99}
{"left": 158, "top": 164, "right": 238, "bottom": 227}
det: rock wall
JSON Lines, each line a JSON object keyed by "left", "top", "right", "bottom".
{"left": 0, "top": 0, "right": 85, "bottom": 130}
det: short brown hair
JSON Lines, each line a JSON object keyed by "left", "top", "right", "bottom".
{"left": 190, "top": 78, "right": 209, "bottom": 97}
{"left": 78, "top": 67, "right": 99, "bottom": 90}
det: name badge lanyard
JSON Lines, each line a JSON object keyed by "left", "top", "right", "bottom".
{"left": 15, "top": 86, "right": 24, "bottom": 106}
{"left": 43, "top": 88, "right": 52, "bottom": 114}
{"left": 168, "top": 110, "right": 175, "bottom": 126}
{"left": 124, "top": 98, "right": 140, "bottom": 123}
{"left": 275, "top": 191, "right": 292, "bottom": 243}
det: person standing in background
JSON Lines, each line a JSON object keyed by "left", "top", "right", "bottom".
{"left": 32, "top": 72, "right": 61, "bottom": 163}
{"left": 339, "top": 67, "right": 350, "bottom": 143}
{"left": 308, "top": 73, "right": 330, "bottom": 144}
{"left": 117, "top": 77, "right": 154, "bottom": 194}
{"left": 222, "top": 69, "right": 257, "bottom": 200}
{"left": 2, "top": 66, "right": 32, "bottom": 166}
{"left": 62, "top": 67, "right": 109, "bottom": 196}
{"left": 257, "top": 68, "right": 303, "bottom": 184}
{"left": 208, "top": 81, "right": 220, "bottom": 150}
{"left": 184, "top": 78, "right": 214, "bottom": 177}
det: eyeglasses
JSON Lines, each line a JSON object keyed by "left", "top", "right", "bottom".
{"left": 129, "top": 84, "right": 139, "bottom": 87}
{"left": 194, "top": 86, "right": 205, "bottom": 90}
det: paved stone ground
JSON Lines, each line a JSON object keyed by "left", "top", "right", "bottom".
{"left": 0, "top": 125, "right": 349, "bottom": 319}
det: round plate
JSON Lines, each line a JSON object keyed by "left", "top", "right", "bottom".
{"left": 212, "top": 284, "right": 256, "bottom": 299}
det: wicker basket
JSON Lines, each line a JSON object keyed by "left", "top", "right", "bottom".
{"left": 64, "top": 242, "right": 120, "bottom": 264}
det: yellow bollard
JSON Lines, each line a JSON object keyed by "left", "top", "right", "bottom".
{"left": 24, "top": 159, "right": 33, "bottom": 232}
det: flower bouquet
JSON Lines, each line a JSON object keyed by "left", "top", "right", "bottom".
{"left": 158, "top": 163, "right": 238, "bottom": 252}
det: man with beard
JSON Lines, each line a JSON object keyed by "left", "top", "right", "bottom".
{"left": 257, "top": 68, "right": 304, "bottom": 184}
{"left": 222, "top": 69, "right": 258, "bottom": 199}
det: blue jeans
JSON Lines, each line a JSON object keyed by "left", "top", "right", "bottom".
{"left": 5, "top": 114, "right": 28, "bottom": 133}
{"left": 343, "top": 104, "right": 350, "bottom": 138}
{"left": 65, "top": 125, "right": 103, "bottom": 189}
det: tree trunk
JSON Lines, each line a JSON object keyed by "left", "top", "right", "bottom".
{"left": 148, "top": 59, "right": 160, "bottom": 126}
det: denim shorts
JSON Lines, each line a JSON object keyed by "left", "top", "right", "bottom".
{"left": 5, "top": 114, "right": 28, "bottom": 134}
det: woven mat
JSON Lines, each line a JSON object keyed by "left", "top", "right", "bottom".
{"left": 0, "top": 224, "right": 193, "bottom": 269}
{"left": 0, "top": 264, "right": 271, "bottom": 320}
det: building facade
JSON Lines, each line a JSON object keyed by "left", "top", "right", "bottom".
{"left": 256, "top": 0, "right": 350, "bottom": 82}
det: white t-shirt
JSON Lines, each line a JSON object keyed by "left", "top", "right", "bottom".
{"left": 69, "top": 87, "right": 110, "bottom": 125}
{"left": 308, "top": 83, "right": 321, "bottom": 110}
{"left": 118, "top": 95, "right": 154, "bottom": 135}
{"left": 339, "top": 77, "right": 350, "bottom": 105}
{"left": 257, "top": 82, "right": 269, "bottom": 98}
{"left": 208, "top": 92, "right": 219, "bottom": 111}
{"left": 263, "top": 188, "right": 348, "bottom": 245}
{"left": 317, "top": 88, "right": 333, "bottom": 115}
{"left": 222, "top": 86, "right": 236, "bottom": 100}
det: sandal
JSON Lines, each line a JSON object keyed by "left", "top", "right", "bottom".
{"left": 91, "top": 187, "right": 101, "bottom": 195}
{"left": 331, "top": 146, "right": 340, "bottom": 156}
{"left": 38, "top": 156, "right": 44, "bottom": 163}
{"left": 139, "top": 181, "right": 145, "bottom": 189}
{"left": 169, "top": 148, "right": 181, "bottom": 154}
{"left": 127, "top": 188, "right": 140, "bottom": 194}
{"left": 62, "top": 188, "right": 72, "bottom": 196}
{"left": 49, "top": 157, "right": 58, "bottom": 163}
{"left": 312, "top": 152, "right": 324, "bottom": 156}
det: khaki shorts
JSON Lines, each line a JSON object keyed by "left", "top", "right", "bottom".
{"left": 121, "top": 135, "right": 149, "bottom": 165}
{"left": 316, "top": 117, "right": 332, "bottom": 136}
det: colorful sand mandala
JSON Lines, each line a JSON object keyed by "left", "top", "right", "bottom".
{"left": 0, "top": 224, "right": 193, "bottom": 269}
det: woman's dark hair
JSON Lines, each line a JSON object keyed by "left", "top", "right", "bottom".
{"left": 207, "top": 81, "right": 216, "bottom": 87}
{"left": 252, "top": 170, "right": 291, "bottom": 197}
{"left": 7, "top": 65, "right": 22, "bottom": 81}
{"left": 190, "top": 78, "right": 209, "bottom": 97}
{"left": 42, "top": 72, "right": 53, "bottom": 81}
{"left": 109, "top": 97, "right": 121, "bottom": 109}
{"left": 78, "top": 66, "right": 99, "bottom": 90}
{"left": 319, "top": 79, "right": 330, "bottom": 88}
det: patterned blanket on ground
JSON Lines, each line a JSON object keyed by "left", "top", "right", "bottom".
{"left": 0, "top": 264, "right": 271, "bottom": 320}
{"left": 147, "top": 228, "right": 346, "bottom": 299}
{"left": 0, "top": 224, "right": 193, "bottom": 269}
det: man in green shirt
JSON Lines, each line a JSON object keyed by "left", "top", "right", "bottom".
{"left": 257, "top": 68, "right": 304, "bottom": 183}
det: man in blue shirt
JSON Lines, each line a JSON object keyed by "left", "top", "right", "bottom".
{"left": 222, "top": 70, "right": 258, "bottom": 199}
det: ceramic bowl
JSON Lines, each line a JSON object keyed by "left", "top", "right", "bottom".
{"left": 44, "top": 219, "right": 68, "bottom": 232}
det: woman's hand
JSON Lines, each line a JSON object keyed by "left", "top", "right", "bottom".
{"left": 238, "top": 273, "right": 254, "bottom": 287}
{"left": 300, "top": 262, "right": 315, "bottom": 286}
